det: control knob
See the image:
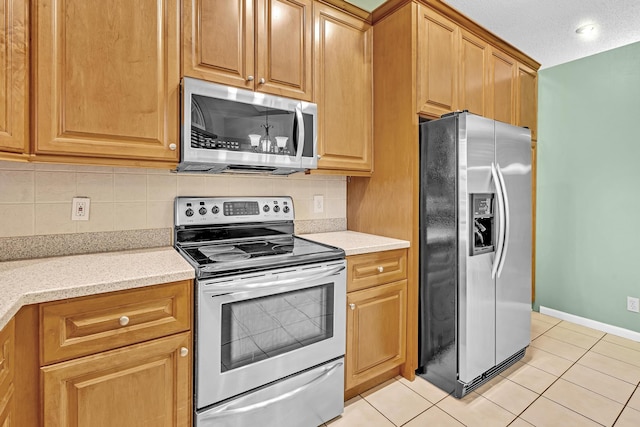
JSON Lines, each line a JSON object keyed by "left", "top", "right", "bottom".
{"left": 199, "top": 207, "right": 207, "bottom": 215}
{"left": 212, "top": 206, "right": 220, "bottom": 214}
{"left": 273, "top": 205, "right": 281, "bottom": 213}
{"left": 185, "top": 208, "right": 194, "bottom": 217}
{"left": 263, "top": 205, "right": 270, "bottom": 212}
{"left": 283, "top": 206, "right": 290, "bottom": 214}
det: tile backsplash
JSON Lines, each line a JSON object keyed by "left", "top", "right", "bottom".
{"left": 0, "top": 161, "right": 347, "bottom": 238}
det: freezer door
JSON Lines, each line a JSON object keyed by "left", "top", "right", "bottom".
{"left": 458, "top": 114, "right": 497, "bottom": 383}
{"left": 494, "top": 121, "right": 532, "bottom": 364}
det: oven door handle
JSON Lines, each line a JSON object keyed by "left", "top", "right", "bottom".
{"left": 198, "top": 361, "right": 343, "bottom": 420}
{"left": 203, "top": 264, "right": 345, "bottom": 295}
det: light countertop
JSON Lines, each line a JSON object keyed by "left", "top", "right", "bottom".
{"left": 300, "top": 231, "right": 410, "bottom": 256}
{"left": 0, "top": 247, "right": 195, "bottom": 330}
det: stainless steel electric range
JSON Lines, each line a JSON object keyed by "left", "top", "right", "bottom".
{"left": 174, "top": 196, "right": 346, "bottom": 427}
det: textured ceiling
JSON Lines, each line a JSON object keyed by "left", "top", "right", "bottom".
{"left": 347, "top": 0, "right": 640, "bottom": 69}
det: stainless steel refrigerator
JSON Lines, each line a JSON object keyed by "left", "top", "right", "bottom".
{"left": 417, "top": 112, "right": 531, "bottom": 398}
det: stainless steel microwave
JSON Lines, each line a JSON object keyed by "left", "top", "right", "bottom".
{"left": 177, "top": 77, "right": 317, "bottom": 175}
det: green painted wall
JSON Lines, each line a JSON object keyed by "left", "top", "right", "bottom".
{"left": 536, "top": 41, "right": 640, "bottom": 332}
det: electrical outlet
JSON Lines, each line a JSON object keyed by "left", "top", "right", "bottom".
{"left": 72, "top": 197, "right": 91, "bottom": 221}
{"left": 313, "top": 195, "right": 324, "bottom": 213}
{"left": 627, "top": 296, "right": 639, "bottom": 313}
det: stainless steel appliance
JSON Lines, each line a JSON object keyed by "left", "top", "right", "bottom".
{"left": 418, "top": 112, "right": 532, "bottom": 397}
{"left": 178, "top": 78, "right": 318, "bottom": 175}
{"left": 174, "top": 196, "right": 345, "bottom": 426}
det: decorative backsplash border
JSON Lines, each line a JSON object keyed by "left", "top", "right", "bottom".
{"left": 0, "top": 218, "right": 347, "bottom": 262}
{"left": 0, "top": 229, "right": 172, "bottom": 262}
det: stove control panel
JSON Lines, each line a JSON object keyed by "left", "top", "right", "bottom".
{"left": 175, "top": 196, "right": 295, "bottom": 226}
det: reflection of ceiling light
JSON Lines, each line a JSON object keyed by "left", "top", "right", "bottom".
{"left": 575, "top": 24, "right": 596, "bottom": 34}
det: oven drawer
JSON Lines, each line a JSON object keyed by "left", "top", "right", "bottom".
{"left": 40, "top": 280, "right": 191, "bottom": 365}
{"left": 196, "top": 358, "right": 344, "bottom": 427}
{"left": 347, "top": 249, "right": 407, "bottom": 292}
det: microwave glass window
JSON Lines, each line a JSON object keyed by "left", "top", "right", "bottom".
{"left": 191, "top": 95, "right": 301, "bottom": 157}
{"left": 220, "top": 283, "right": 335, "bottom": 372}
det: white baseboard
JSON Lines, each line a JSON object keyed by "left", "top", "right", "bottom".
{"left": 539, "top": 306, "right": 640, "bottom": 342}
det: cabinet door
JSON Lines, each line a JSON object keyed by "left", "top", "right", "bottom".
{"left": 0, "top": 0, "right": 29, "bottom": 158}
{"left": 517, "top": 62, "right": 538, "bottom": 140}
{"left": 488, "top": 47, "right": 516, "bottom": 124}
{"left": 346, "top": 280, "right": 407, "bottom": 390}
{"left": 459, "top": 29, "right": 488, "bottom": 116}
{"left": 256, "top": 0, "right": 313, "bottom": 101}
{"left": 35, "top": 0, "right": 180, "bottom": 164}
{"left": 314, "top": 3, "right": 372, "bottom": 172}
{"left": 0, "top": 318, "right": 14, "bottom": 426}
{"left": 42, "top": 332, "right": 191, "bottom": 427}
{"left": 417, "top": 7, "right": 458, "bottom": 117}
{"left": 183, "top": 0, "right": 254, "bottom": 90}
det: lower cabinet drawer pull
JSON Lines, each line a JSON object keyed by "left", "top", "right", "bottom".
{"left": 377, "top": 266, "right": 384, "bottom": 273}
{"left": 180, "top": 347, "right": 189, "bottom": 357}
{"left": 119, "top": 316, "right": 130, "bottom": 326}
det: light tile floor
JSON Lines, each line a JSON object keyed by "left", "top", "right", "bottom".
{"left": 324, "top": 312, "right": 640, "bottom": 426}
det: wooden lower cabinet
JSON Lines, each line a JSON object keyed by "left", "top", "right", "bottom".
{"left": 0, "top": 318, "right": 15, "bottom": 426}
{"left": 345, "top": 279, "right": 407, "bottom": 391}
{"left": 42, "top": 332, "right": 191, "bottom": 427}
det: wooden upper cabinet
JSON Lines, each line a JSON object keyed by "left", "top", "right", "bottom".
{"left": 256, "top": 0, "right": 313, "bottom": 100}
{"left": 488, "top": 47, "right": 516, "bottom": 125}
{"left": 517, "top": 62, "right": 538, "bottom": 140}
{"left": 459, "top": 29, "right": 489, "bottom": 116}
{"left": 417, "top": 6, "right": 458, "bottom": 117}
{"left": 314, "top": 3, "right": 372, "bottom": 173}
{"left": 184, "top": 0, "right": 313, "bottom": 101}
{"left": 0, "top": 0, "right": 29, "bottom": 158}
{"left": 34, "top": 0, "right": 180, "bottom": 164}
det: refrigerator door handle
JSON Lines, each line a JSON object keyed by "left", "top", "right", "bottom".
{"left": 496, "top": 164, "right": 510, "bottom": 277}
{"left": 491, "top": 162, "right": 506, "bottom": 279}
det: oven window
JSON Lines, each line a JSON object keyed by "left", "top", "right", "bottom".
{"left": 220, "top": 284, "right": 334, "bottom": 372}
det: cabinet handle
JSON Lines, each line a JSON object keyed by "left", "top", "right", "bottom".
{"left": 259, "top": 78, "right": 265, "bottom": 85}
{"left": 349, "top": 303, "right": 356, "bottom": 310}
{"left": 119, "top": 316, "right": 130, "bottom": 326}
{"left": 317, "top": 155, "right": 322, "bottom": 160}
{"left": 169, "top": 143, "right": 177, "bottom": 151}
{"left": 377, "top": 266, "right": 384, "bottom": 273}
{"left": 180, "top": 347, "right": 189, "bottom": 357}
{"left": 247, "top": 75, "right": 254, "bottom": 81}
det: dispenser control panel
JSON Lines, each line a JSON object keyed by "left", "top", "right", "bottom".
{"left": 470, "top": 193, "right": 495, "bottom": 256}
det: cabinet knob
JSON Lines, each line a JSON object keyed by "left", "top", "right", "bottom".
{"left": 180, "top": 347, "right": 189, "bottom": 357}
{"left": 377, "top": 266, "right": 384, "bottom": 273}
{"left": 349, "top": 303, "right": 356, "bottom": 310}
{"left": 247, "top": 75, "right": 254, "bottom": 81}
{"left": 259, "top": 78, "right": 265, "bottom": 84}
{"left": 317, "top": 155, "right": 322, "bottom": 160}
{"left": 119, "top": 316, "right": 130, "bottom": 326}
{"left": 169, "top": 143, "right": 177, "bottom": 151}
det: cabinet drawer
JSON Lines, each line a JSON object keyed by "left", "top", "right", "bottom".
{"left": 347, "top": 249, "right": 407, "bottom": 292}
{"left": 41, "top": 280, "right": 192, "bottom": 365}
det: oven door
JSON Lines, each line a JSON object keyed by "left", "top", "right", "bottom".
{"left": 196, "top": 260, "right": 346, "bottom": 408}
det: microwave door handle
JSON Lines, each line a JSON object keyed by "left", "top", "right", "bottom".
{"left": 496, "top": 163, "right": 510, "bottom": 277}
{"left": 203, "top": 264, "right": 345, "bottom": 295}
{"left": 491, "top": 162, "right": 506, "bottom": 279}
{"left": 198, "top": 361, "right": 343, "bottom": 421}
{"left": 295, "top": 105, "right": 304, "bottom": 160}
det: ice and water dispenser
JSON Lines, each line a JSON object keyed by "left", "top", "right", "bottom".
{"left": 470, "top": 193, "right": 495, "bottom": 255}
